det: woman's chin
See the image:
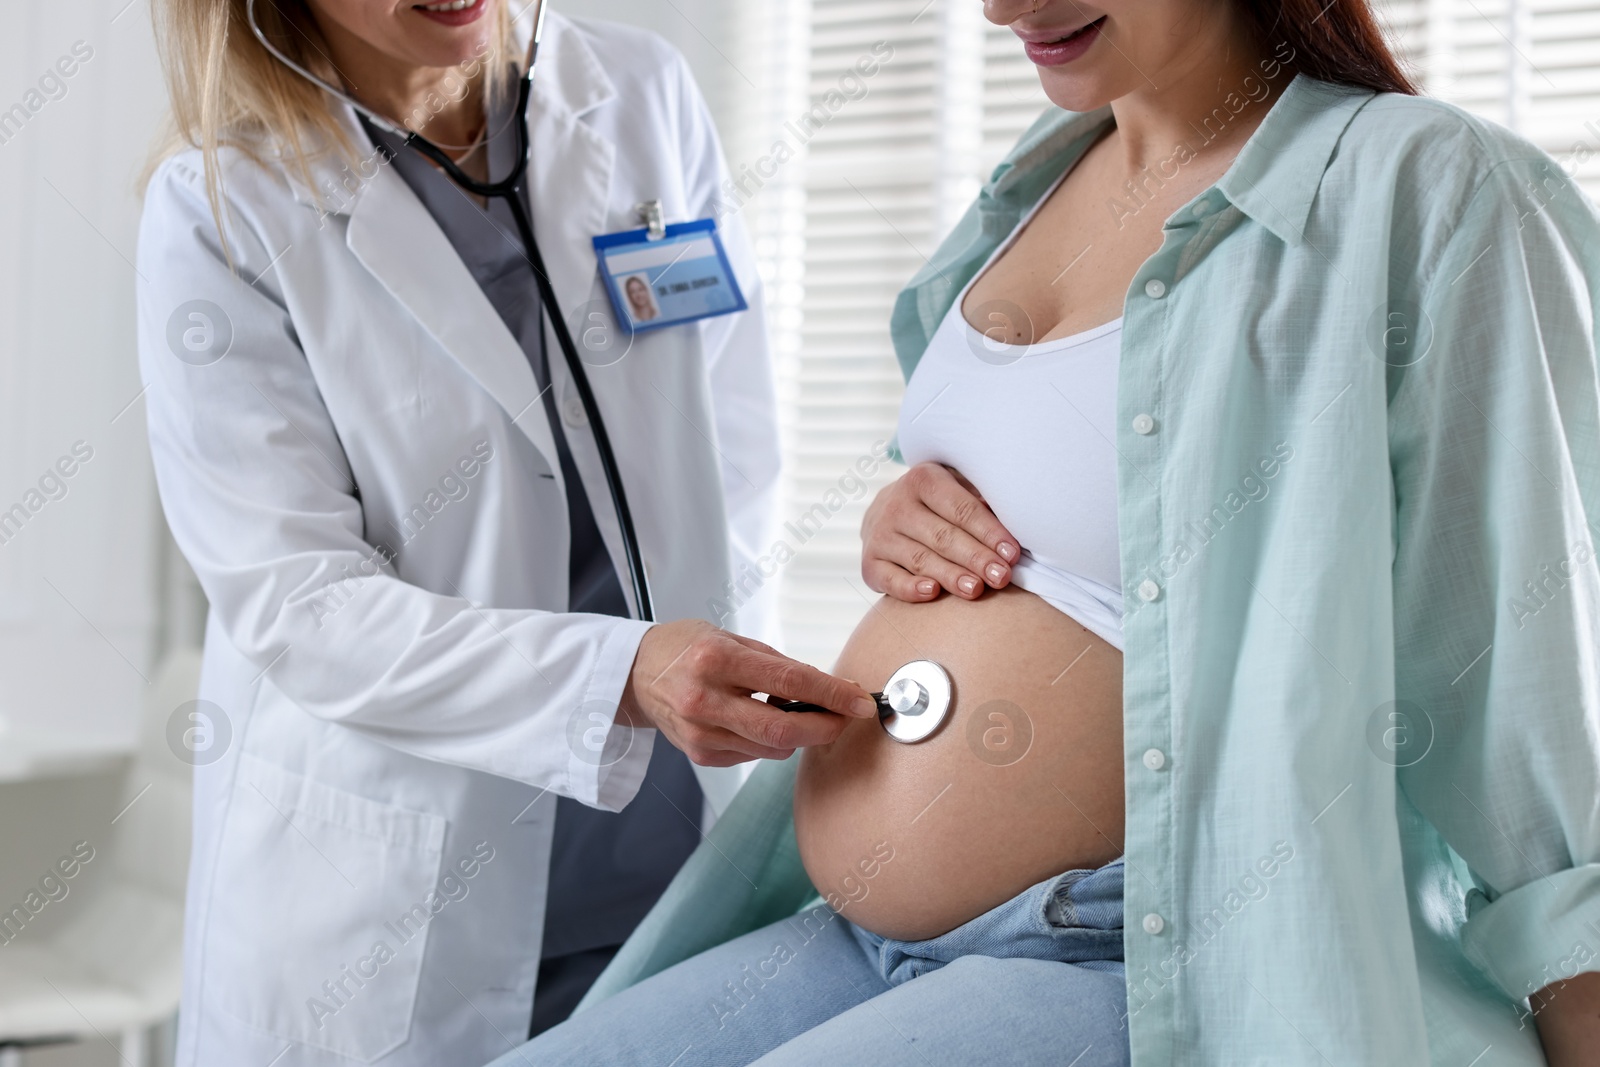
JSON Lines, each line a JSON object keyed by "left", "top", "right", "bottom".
{"left": 394, "top": 22, "right": 497, "bottom": 71}
{"left": 1034, "top": 69, "right": 1126, "bottom": 115}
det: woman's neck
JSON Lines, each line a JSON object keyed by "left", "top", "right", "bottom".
{"left": 1106, "top": 24, "right": 1289, "bottom": 177}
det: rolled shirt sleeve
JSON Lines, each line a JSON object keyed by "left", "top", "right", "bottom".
{"left": 1388, "top": 152, "right": 1600, "bottom": 1003}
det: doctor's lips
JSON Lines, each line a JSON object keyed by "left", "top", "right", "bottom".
{"left": 1018, "top": 15, "right": 1108, "bottom": 66}
{"left": 413, "top": 0, "right": 489, "bottom": 27}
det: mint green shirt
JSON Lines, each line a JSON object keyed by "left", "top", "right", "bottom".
{"left": 584, "top": 72, "right": 1600, "bottom": 1065}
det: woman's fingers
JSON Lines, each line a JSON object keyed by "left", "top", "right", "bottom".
{"left": 860, "top": 464, "right": 1020, "bottom": 604}
{"left": 868, "top": 531, "right": 985, "bottom": 599}
{"left": 945, "top": 466, "right": 990, "bottom": 505}
{"left": 898, "top": 506, "right": 1012, "bottom": 594}
{"left": 861, "top": 554, "right": 940, "bottom": 601}
{"left": 904, "top": 464, "right": 1019, "bottom": 578}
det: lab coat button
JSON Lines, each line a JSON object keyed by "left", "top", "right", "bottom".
{"left": 1142, "top": 748, "right": 1166, "bottom": 771}
{"left": 1137, "top": 579, "right": 1161, "bottom": 602}
{"left": 1144, "top": 278, "right": 1167, "bottom": 299}
{"left": 563, "top": 396, "right": 588, "bottom": 427}
{"left": 1131, "top": 413, "right": 1155, "bottom": 435}
{"left": 1143, "top": 913, "right": 1165, "bottom": 935}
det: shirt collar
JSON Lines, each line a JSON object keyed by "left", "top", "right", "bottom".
{"left": 1212, "top": 73, "right": 1374, "bottom": 246}
{"left": 981, "top": 72, "right": 1376, "bottom": 247}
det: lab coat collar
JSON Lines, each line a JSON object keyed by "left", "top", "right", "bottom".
{"left": 343, "top": 157, "right": 564, "bottom": 476}
{"left": 529, "top": 10, "right": 617, "bottom": 121}
{"left": 330, "top": 10, "right": 622, "bottom": 479}
{"left": 285, "top": 10, "right": 616, "bottom": 217}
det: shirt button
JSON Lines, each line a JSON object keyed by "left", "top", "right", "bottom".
{"left": 1142, "top": 748, "right": 1166, "bottom": 771}
{"left": 1143, "top": 913, "right": 1165, "bottom": 935}
{"left": 1191, "top": 200, "right": 1212, "bottom": 218}
{"left": 1131, "top": 413, "right": 1155, "bottom": 435}
{"left": 1144, "top": 278, "right": 1167, "bottom": 299}
{"left": 1137, "top": 578, "right": 1161, "bottom": 602}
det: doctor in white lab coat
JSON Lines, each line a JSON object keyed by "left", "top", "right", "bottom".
{"left": 134, "top": 3, "right": 876, "bottom": 1065}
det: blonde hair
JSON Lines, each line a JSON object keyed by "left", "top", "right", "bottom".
{"left": 144, "top": 0, "right": 517, "bottom": 255}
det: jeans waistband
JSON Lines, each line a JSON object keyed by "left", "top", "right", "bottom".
{"left": 849, "top": 856, "right": 1126, "bottom": 987}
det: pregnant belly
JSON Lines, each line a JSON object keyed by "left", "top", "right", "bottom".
{"left": 793, "top": 586, "right": 1125, "bottom": 941}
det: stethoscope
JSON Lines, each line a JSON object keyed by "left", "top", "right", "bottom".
{"left": 247, "top": 0, "right": 654, "bottom": 621}
{"left": 769, "top": 660, "right": 953, "bottom": 744}
{"left": 247, "top": 0, "right": 956, "bottom": 743}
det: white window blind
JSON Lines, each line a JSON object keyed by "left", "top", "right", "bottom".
{"left": 722, "top": 0, "right": 1050, "bottom": 667}
{"left": 726, "top": 0, "right": 1600, "bottom": 669}
{"left": 773, "top": 1, "right": 959, "bottom": 667}
{"left": 1376, "top": 0, "right": 1600, "bottom": 196}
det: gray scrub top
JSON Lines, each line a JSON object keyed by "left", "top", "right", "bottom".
{"left": 361, "top": 93, "right": 702, "bottom": 960}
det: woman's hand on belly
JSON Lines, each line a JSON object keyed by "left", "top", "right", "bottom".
{"left": 793, "top": 587, "right": 1125, "bottom": 942}
{"left": 862, "top": 463, "right": 1020, "bottom": 603}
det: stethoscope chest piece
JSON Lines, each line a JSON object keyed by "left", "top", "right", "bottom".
{"left": 879, "top": 659, "right": 952, "bottom": 744}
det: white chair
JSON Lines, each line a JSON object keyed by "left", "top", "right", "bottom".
{"left": 0, "top": 648, "right": 201, "bottom": 1067}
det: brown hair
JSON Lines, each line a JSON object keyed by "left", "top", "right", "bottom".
{"left": 1238, "top": 0, "right": 1420, "bottom": 96}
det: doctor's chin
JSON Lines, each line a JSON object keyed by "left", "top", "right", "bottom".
{"left": 5, "top": 0, "right": 1600, "bottom": 1065}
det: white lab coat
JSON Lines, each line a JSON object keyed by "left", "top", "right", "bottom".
{"left": 135, "top": 15, "right": 778, "bottom": 1067}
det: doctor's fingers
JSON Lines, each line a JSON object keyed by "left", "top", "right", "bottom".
{"left": 717, "top": 694, "right": 851, "bottom": 753}
{"left": 670, "top": 717, "right": 797, "bottom": 767}
{"left": 665, "top": 691, "right": 842, "bottom": 763}
{"left": 723, "top": 644, "right": 879, "bottom": 720}
{"left": 721, "top": 631, "right": 786, "bottom": 659}
{"left": 642, "top": 687, "right": 796, "bottom": 765}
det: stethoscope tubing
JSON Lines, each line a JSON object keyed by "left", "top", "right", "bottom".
{"left": 246, "top": 0, "right": 656, "bottom": 622}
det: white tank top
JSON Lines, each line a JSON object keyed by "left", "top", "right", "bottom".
{"left": 895, "top": 223, "right": 1125, "bottom": 650}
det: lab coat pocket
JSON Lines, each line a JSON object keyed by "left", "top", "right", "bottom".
{"left": 209, "top": 755, "right": 447, "bottom": 1063}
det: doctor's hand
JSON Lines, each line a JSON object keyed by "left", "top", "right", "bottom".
{"left": 619, "top": 621, "right": 880, "bottom": 766}
{"left": 861, "top": 462, "right": 1019, "bottom": 603}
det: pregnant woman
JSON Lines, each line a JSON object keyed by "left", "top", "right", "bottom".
{"left": 488, "top": 0, "right": 1600, "bottom": 1063}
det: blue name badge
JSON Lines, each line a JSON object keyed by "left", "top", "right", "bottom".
{"left": 592, "top": 218, "right": 748, "bottom": 333}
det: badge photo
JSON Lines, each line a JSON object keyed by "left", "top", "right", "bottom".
{"left": 593, "top": 218, "right": 748, "bottom": 333}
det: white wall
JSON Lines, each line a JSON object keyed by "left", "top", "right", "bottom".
{"left": 0, "top": 1, "right": 168, "bottom": 746}
{"left": 1, "top": 7, "right": 171, "bottom": 1066}
{"left": 562, "top": 0, "right": 744, "bottom": 137}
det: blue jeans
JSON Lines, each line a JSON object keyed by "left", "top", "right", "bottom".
{"left": 487, "top": 857, "right": 1128, "bottom": 1067}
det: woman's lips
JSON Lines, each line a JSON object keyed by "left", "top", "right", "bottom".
{"left": 412, "top": 0, "right": 489, "bottom": 28}
{"left": 1022, "top": 17, "right": 1107, "bottom": 67}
